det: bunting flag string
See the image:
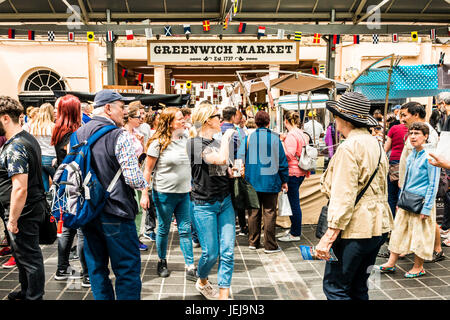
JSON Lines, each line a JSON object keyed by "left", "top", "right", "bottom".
{"left": 48, "top": 31, "right": 55, "bottom": 41}
{"left": 28, "top": 30, "right": 35, "bottom": 41}
{"left": 430, "top": 29, "right": 436, "bottom": 41}
{"left": 67, "top": 31, "right": 74, "bottom": 42}
{"left": 411, "top": 31, "right": 418, "bottom": 41}
{"left": 137, "top": 73, "right": 144, "bottom": 82}
{"left": 294, "top": 31, "right": 302, "bottom": 42}
{"left": 353, "top": 34, "right": 360, "bottom": 44}
{"left": 8, "top": 28, "right": 15, "bottom": 39}
{"left": 372, "top": 34, "right": 379, "bottom": 44}
{"left": 164, "top": 26, "right": 172, "bottom": 36}
{"left": 332, "top": 34, "right": 340, "bottom": 45}
{"left": 257, "top": 26, "right": 266, "bottom": 37}
{"left": 87, "top": 31, "right": 95, "bottom": 42}
{"left": 126, "top": 30, "right": 134, "bottom": 40}
{"left": 121, "top": 69, "right": 128, "bottom": 77}
{"left": 313, "top": 33, "right": 321, "bottom": 43}
{"left": 145, "top": 28, "right": 153, "bottom": 39}
{"left": 107, "top": 31, "right": 114, "bottom": 42}
{"left": 170, "top": 78, "right": 176, "bottom": 87}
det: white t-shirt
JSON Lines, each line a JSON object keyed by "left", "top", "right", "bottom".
{"left": 147, "top": 137, "right": 191, "bottom": 193}
{"left": 138, "top": 123, "right": 152, "bottom": 145}
{"left": 303, "top": 119, "right": 324, "bottom": 144}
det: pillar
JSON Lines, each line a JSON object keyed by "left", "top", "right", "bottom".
{"left": 154, "top": 65, "right": 166, "bottom": 94}
{"left": 106, "top": 40, "right": 116, "bottom": 85}
{"left": 325, "top": 36, "right": 336, "bottom": 80}
{"left": 269, "top": 65, "right": 281, "bottom": 132}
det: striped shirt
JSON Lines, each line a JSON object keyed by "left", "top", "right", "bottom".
{"left": 403, "top": 148, "right": 440, "bottom": 216}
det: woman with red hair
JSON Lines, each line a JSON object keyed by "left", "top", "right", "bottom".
{"left": 51, "top": 94, "right": 89, "bottom": 287}
{"left": 51, "top": 94, "right": 81, "bottom": 167}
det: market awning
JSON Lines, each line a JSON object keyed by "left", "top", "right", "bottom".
{"left": 270, "top": 74, "right": 335, "bottom": 93}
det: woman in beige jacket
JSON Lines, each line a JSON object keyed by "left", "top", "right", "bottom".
{"left": 315, "top": 92, "right": 394, "bottom": 300}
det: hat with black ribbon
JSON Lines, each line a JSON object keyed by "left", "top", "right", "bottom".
{"left": 326, "top": 91, "right": 372, "bottom": 128}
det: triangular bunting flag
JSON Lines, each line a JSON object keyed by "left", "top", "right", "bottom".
{"left": 87, "top": 31, "right": 95, "bottom": 42}
{"left": 311, "top": 67, "right": 318, "bottom": 75}
{"left": 202, "top": 81, "right": 208, "bottom": 89}
{"left": 145, "top": 28, "right": 153, "bottom": 39}
{"left": 233, "top": 0, "right": 238, "bottom": 16}
{"left": 67, "top": 32, "right": 74, "bottom": 42}
{"left": 170, "top": 78, "right": 176, "bottom": 87}
{"left": 372, "top": 34, "right": 379, "bottom": 44}
{"left": 184, "top": 24, "right": 191, "bottom": 34}
{"left": 392, "top": 33, "right": 399, "bottom": 43}
{"left": 294, "top": 32, "right": 302, "bottom": 42}
{"left": 28, "top": 30, "right": 35, "bottom": 41}
{"left": 411, "top": 31, "right": 418, "bottom": 42}
{"left": 126, "top": 30, "right": 134, "bottom": 40}
{"left": 203, "top": 20, "right": 210, "bottom": 32}
{"left": 319, "top": 64, "right": 326, "bottom": 74}
{"left": 238, "top": 22, "right": 246, "bottom": 33}
{"left": 313, "top": 33, "right": 321, "bottom": 44}
{"left": 107, "top": 31, "right": 114, "bottom": 42}
{"left": 8, "top": 28, "right": 15, "bottom": 39}
{"left": 277, "top": 29, "right": 285, "bottom": 39}
{"left": 48, "top": 31, "right": 55, "bottom": 41}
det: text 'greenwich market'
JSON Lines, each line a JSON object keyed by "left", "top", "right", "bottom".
{"left": 153, "top": 44, "right": 295, "bottom": 55}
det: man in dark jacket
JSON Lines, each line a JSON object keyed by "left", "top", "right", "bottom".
{"left": 79, "top": 90, "right": 149, "bottom": 300}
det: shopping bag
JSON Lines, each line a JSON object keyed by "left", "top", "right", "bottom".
{"left": 277, "top": 191, "right": 292, "bottom": 216}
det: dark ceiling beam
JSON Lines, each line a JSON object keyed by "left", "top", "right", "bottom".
{"left": 219, "top": 0, "right": 229, "bottom": 21}
{"left": 7, "top": 0, "right": 18, "bottom": 13}
{"left": 163, "top": 0, "right": 167, "bottom": 14}
{"left": 86, "top": 0, "right": 93, "bottom": 12}
{"left": 2, "top": 23, "right": 448, "bottom": 36}
{"left": 276, "top": 0, "right": 281, "bottom": 14}
{"left": 125, "top": 0, "right": 131, "bottom": 14}
{"left": 0, "top": 12, "right": 449, "bottom": 23}
{"left": 420, "top": 0, "right": 433, "bottom": 13}
{"left": 348, "top": 0, "right": 359, "bottom": 12}
{"left": 77, "top": 0, "right": 90, "bottom": 23}
{"left": 312, "top": 0, "right": 319, "bottom": 13}
{"left": 384, "top": 0, "right": 395, "bottom": 13}
{"left": 47, "top": 0, "right": 56, "bottom": 14}
{"left": 352, "top": 0, "right": 367, "bottom": 23}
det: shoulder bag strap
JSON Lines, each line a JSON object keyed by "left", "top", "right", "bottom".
{"left": 354, "top": 142, "right": 382, "bottom": 206}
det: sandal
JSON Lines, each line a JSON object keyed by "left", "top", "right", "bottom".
{"left": 375, "top": 265, "right": 396, "bottom": 273}
{"left": 443, "top": 238, "right": 450, "bottom": 247}
{"left": 404, "top": 269, "right": 426, "bottom": 278}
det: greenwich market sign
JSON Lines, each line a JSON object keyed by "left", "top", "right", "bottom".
{"left": 147, "top": 40, "right": 299, "bottom": 65}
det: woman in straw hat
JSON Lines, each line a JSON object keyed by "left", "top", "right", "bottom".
{"left": 315, "top": 91, "right": 393, "bottom": 300}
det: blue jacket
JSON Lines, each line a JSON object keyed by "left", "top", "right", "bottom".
{"left": 237, "top": 127, "right": 289, "bottom": 193}
{"left": 403, "top": 148, "right": 440, "bottom": 216}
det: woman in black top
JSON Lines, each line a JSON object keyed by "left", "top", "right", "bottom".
{"left": 186, "top": 101, "right": 236, "bottom": 300}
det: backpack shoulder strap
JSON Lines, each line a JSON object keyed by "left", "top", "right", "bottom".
{"left": 85, "top": 125, "right": 118, "bottom": 147}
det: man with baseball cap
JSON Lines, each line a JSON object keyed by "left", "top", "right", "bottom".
{"left": 78, "top": 90, "right": 149, "bottom": 300}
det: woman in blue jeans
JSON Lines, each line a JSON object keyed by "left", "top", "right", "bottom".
{"left": 140, "top": 107, "right": 196, "bottom": 281}
{"left": 25, "top": 103, "right": 56, "bottom": 192}
{"left": 186, "top": 101, "right": 236, "bottom": 300}
{"left": 279, "top": 111, "right": 310, "bottom": 241}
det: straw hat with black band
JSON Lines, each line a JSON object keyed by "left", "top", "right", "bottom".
{"left": 326, "top": 92, "right": 372, "bottom": 128}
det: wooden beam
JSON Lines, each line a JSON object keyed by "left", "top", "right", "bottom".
{"left": 7, "top": 0, "right": 18, "bottom": 14}
{"left": 276, "top": 0, "right": 282, "bottom": 14}
{"left": 164, "top": 0, "right": 167, "bottom": 14}
{"left": 312, "top": 0, "right": 319, "bottom": 13}
{"left": 77, "top": 0, "right": 90, "bottom": 23}
{"left": 125, "top": 0, "right": 131, "bottom": 14}
{"left": 384, "top": 0, "right": 395, "bottom": 13}
{"left": 421, "top": 0, "right": 433, "bottom": 13}
{"left": 86, "top": 0, "right": 93, "bottom": 12}
{"left": 47, "top": 0, "right": 56, "bottom": 13}
{"left": 348, "top": 0, "right": 359, "bottom": 12}
{"left": 353, "top": 0, "right": 367, "bottom": 20}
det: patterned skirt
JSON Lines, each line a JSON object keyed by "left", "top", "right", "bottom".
{"left": 388, "top": 207, "right": 436, "bottom": 261}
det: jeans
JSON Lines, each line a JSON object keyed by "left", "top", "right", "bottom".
{"left": 41, "top": 155, "right": 56, "bottom": 192}
{"left": 144, "top": 190, "right": 156, "bottom": 234}
{"left": 7, "top": 201, "right": 46, "bottom": 300}
{"left": 387, "top": 160, "right": 400, "bottom": 218}
{"left": 82, "top": 212, "right": 141, "bottom": 300}
{"left": 152, "top": 191, "right": 194, "bottom": 265}
{"left": 57, "top": 227, "right": 87, "bottom": 275}
{"left": 287, "top": 175, "right": 305, "bottom": 237}
{"left": 323, "top": 233, "right": 387, "bottom": 300}
{"left": 192, "top": 195, "right": 235, "bottom": 288}
{"left": 189, "top": 196, "right": 199, "bottom": 243}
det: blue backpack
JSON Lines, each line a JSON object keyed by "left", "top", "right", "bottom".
{"left": 50, "top": 125, "right": 122, "bottom": 229}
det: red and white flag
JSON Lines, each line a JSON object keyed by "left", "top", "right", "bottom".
{"left": 392, "top": 33, "right": 398, "bottom": 43}
{"left": 107, "top": 31, "right": 114, "bottom": 42}
{"left": 257, "top": 26, "right": 266, "bottom": 37}
{"left": 430, "top": 29, "right": 436, "bottom": 41}
{"left": 67, "top": 32, "right": 74, "bottom": 42}
{"left": 170, "top": 78, "right": 176, "bottom": 87}
{"left": 126, "top": 30, "right": 134, "bottom": 40}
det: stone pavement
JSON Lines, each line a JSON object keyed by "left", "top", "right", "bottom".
{"left": 0, "top": 224, "right": 449, "bottom": 300}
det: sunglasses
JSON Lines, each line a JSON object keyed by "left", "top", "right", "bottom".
{"left": 209, "top": 114, "right": 220, "bottom": 119}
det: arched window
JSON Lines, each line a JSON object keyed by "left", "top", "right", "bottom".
{"left": 23, "top": 69, "right": 66, "bottom": 92}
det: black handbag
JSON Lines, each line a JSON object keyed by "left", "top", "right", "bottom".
{"left": 396, "top": 167, "right": 425, "bottom": 214}
{"left": 315, "top": 143, "right": 382, "bottom": 239}
{"left": 39, "top": 193, "right": 57, "bottom": 245}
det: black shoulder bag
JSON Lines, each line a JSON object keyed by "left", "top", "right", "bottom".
{"left": 396, "top": 161, "right": 426, "bottom": 215}
{"left": 315, "top": 142, "right": 382, "bottom": 239}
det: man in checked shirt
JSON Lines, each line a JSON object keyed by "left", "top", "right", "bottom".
{"left": 78, "top": 90, "right": 150, "bottom": 300}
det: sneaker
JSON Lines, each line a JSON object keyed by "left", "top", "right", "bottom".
{"left": 55, "top": 268, "right": 72, "bottom": 280}
{"left": 278, "top": 234, "right": 301, "bottom": 242}
{"left": 69, "top": 251, "right": 79, "bottom": 261}
{"left": 193, "top": 241, "right": 201, "bottom": 248}
{"left": 0, "top": 247, "right": 11, "bottom": 256}
{"left": 186, "top": 266, "right": 198, "bottom": 282}
{"left": 0, "top": 237, "right": 8, "bottom": 247}
{"left": 248, "top": 245, "right": 257, "bottom": 250}
{"left": 238, "top": 226, "right": 248, "bottom": 236}
{"left": 7, "top": 290, "right": 25, "bottom": 300}
{"left": 276, "top": 230, "right": 290, "bottom": 238}
{"left": 69, "top": 269, "right": 83, "bottom": 280}
{"left": 139, "top": 241, "right": 148, "bottom": 251}
{"left": 195, "top": 279, "right": 219, "bottom": 300}
{"left": 157, "top": 259, "right": 170, "bottom": 278}
{"left": 264, "top": 246, "right": 282, "bottom": 254}
{"left": 143, "top": 232, "right": 156, "bottom": 242}
{"left": 82, "top": 275, "right": 91, "bottom": 288}
{"left": 425, "top": 250, "right": 445, "bottom": 263}
{"left": 2, "top": 256, "right": 16, "bottom": 269}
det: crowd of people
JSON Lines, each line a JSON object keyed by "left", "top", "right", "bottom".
{"left": 0, "top": 88, "right": 449, "bottom": 301}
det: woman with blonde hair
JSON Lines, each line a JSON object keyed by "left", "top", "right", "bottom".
{"left": 140, "top": 107, "right": 197, "bottom": 281}
{"left": 22, "top": 107, "right": 38, "bottom": 132}
{"left": 186, "top": 102, "right": 236, "bottom": 300}
{"left": 26, "top": 103, "right": 56, "bottom": 192}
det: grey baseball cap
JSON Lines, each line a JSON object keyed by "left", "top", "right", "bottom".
{"left": 93, "top": 89, "right": 135, "bottom": 108}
